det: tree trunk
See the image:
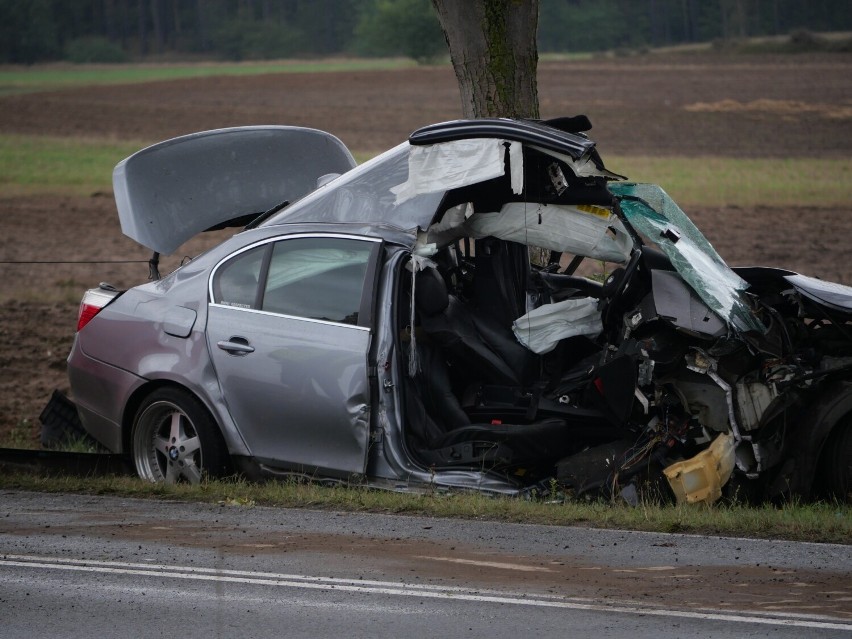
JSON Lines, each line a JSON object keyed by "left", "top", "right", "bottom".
{"left": 431, "top": 0, "right": 539, "bottom": 119}
{"left": 118, "top": 0, "right": 130, "bottom": 48}
{"left": 103, "top": 0, "right": 117, "bottom": 42}
{"left": 721, "top": 0, "right": 748, "bottom": 39}
{"left": 172, "top": 0, "right": 181, "bottom": 40}
{"left": 150, "top": 0, "right": 163, "bottom": 54}
{"left": 196, "top": 0, "right": 209, "bottom": 50}
{"left": 138, "top": 0, "right": 148, "bottom": 55}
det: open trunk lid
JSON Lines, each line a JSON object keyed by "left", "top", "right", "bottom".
{"left": 114, "top": 126, "right": 356, "bottom": 255}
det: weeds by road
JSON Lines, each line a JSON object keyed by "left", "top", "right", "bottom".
{"left": 0, "top": 473, "right": 848, "bottom": 544}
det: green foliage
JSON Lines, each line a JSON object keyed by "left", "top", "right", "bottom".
{"left": 211, "top": 20, "right": 307, "bottom": 61}
{"left": 64, "top": 36, "right": 129, "bottom": 64}
{"left": 2, "top": 0, "right": 852, "bottom": 63}
{"left": 538, "top": 0, "right": 852, "bottom": 53}
{"left": 0, "top": 420, "right": 35, "bottom": 449}
{"left": 287, "top": 0, "right": 364, "bottom": 56}
{"left": 355, "top": 0, "right": 446, "bottom": 63}
{"left": 0, "top": 0, "right": 59, "bottom": 63}
{"left": 540, "top": 0, "right": 644, "bottom": 53}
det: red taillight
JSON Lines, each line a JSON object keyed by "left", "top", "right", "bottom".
{"left": 77, "top": 303, "right": 101, "bottom": 331}
{"left": 76, "top": 288, "right": 118, "bottom": 331}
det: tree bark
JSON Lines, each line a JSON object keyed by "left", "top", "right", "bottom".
{"left": 150, "top": 0, "right": 164, "bottom": 54}
{"left": 431, "top": 0, "right": 539, "bottom": 119}
{"left": 103, "top": 0, "right": 117, "bottom": 42}
{"left": 196, "top": 0, "right": 209, "bottom": 51}
{"left": 138, "top": 0, "right": 148, "bottom": 55}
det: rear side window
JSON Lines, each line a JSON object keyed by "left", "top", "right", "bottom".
{"left": 262, "top": 238, "right": 373, "bottom": 325}
{"left": 212, "top": 245, "right": 265, "bottom": 309}
{"left": 211, "top": 236, "right": 379, "bottom": 326}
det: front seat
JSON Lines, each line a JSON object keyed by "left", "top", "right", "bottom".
{"left": 404, "top": 347, "right": 572, "bottom": 469}
{"left": 415, "top": 267, "right": 536, "bottom": 387}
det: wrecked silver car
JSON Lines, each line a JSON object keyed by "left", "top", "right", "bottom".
{"left": 67, "top": 118, "right": 852, "bottom": 503}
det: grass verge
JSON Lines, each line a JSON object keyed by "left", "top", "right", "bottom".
{"left": 0, "top": 472, "right": 848, "bottom": 544}
{"left": 609, "top": 155, "right": 852, "bottom": 207}
{"left": 2, "top": 133, "right": 850, "bottom": 207}
{"left": 0, "top": 135, "right": 149, "bottom": 196}
{"left": 0, "top": 58, "right": 417, "bottom": 96}
{"left": 0, "top": 421, "right": 35, "bottom": 449}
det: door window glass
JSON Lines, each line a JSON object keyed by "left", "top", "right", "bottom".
{"left": 212, "top": 245, "right": 265, "bottom": 309}
{"left": 261, "top": 237, "right": 374, "bottom": 325}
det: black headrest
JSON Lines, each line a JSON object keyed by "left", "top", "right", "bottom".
{"left": 415, "top": 268, "right": 449, "bottom": 317}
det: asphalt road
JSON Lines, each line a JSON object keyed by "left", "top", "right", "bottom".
{"left": 1, "top": 491, "right": 850, "bottom": 638}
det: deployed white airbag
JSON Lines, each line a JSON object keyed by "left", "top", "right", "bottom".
{"left": 391, "top": 139, "right": 523, "bottom": 204}
{"left": 464, "top": 202, "right": 632, "bottom": 263}
{"left": 512, "top": 297, "right": 603, "bottom": 354}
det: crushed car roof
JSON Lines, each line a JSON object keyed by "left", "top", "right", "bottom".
{"left": 267, "top": 118, "right": 622, "bottom": 232}
{"left": 409, "top": 117, "right": 597, "bottom": 159}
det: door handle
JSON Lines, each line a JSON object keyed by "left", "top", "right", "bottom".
{"left": 217, "top": 337, "right": 255, "bottom": 355}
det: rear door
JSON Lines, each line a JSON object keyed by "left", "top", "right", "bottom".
{"left": 206, "top": 233, "right": 382, "bottom": 477}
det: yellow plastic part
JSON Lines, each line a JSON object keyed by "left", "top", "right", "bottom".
{"left": 663, "top": 433, "right": 736, "bottom": 504}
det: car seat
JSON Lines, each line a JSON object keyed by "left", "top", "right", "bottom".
{"left": 415, "top": 267, "right": 536, "bottom": 387}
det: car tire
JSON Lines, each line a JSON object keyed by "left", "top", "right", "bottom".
{"left": 131, "top": 388, "right": 230, "bottom": 484}
{"left": 816, "top": 417, "right": 851, "bottom": 503}
{"left": 783, "top": 381, "right": 852, "bottom": 502}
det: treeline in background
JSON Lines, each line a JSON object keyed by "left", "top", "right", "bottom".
{"left": 3, "top": 0, "right": 851, "bottom": 64}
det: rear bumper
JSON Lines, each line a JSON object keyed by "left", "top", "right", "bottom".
{"left": 67, "top": 341, "right": 145, "bottom": 454}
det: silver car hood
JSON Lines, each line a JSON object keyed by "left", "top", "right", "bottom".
{"left": 113, "top": 126, "right": 356, "bottom": 255}
{"left": 785, "top": 273, "right": 852, "bottom": 312}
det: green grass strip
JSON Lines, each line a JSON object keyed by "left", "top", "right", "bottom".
{"left": 0, "top": 135, "right": 149, "bottom": 195}
{"left": 0, "top": 473, "right": 848, "bottom": 544}
{"left": 0, "top": 59, "right": 416, "bottom": 96}
{"left": 609, "top": 155, "right": 852, "bottom": 207}
{"left": 2, "top": 134, "right": 849, "bottom": 208}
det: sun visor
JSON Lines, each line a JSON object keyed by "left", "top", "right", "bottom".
{"left": 464, "top": 202, "right": 632, "bottom": 263}
{"left": 391, "top": 138, "right": 523, "bottom": 205}
{"left": 113, "top": 126, "right": 356, "bottom": 255}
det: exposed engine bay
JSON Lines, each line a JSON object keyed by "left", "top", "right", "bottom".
{"left": 397, "top": 136, "right": 852, "bottom": 504}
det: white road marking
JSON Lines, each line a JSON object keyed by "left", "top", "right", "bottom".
{"left": 1, "top": 554, "right": 850, "bottom": 632}
{"left": 414, "top": 555, "right": 552, "bottom": 572}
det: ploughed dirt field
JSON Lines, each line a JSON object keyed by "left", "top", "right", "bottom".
{"left": 1, "top": 52, "right": 851, "bottom": 444}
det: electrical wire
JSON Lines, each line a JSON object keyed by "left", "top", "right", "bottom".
{"left": 0, "top": 260, "right": 149, "bottom": 264}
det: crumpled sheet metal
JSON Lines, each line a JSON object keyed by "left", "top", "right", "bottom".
{"left": 609, "top": 182, "right": 765, "bottom": 334}
{"left": 663, "top": 433, "right": 736, "bottom": 504}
